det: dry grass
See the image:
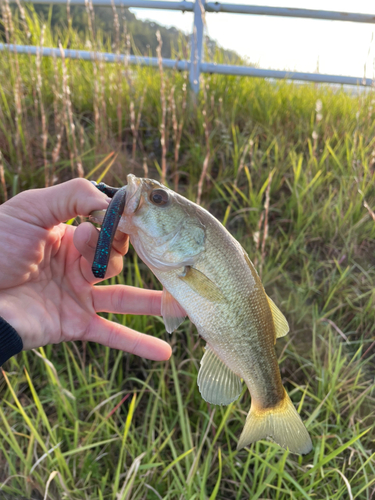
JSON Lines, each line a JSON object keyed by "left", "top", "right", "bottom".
{"left": 0, "top": 5, "right": 375, "bottom": 499}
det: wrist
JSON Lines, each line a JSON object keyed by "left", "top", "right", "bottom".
{"left": 0, "top": 298, "right": 42, "bottom": 350}
{"left": 0, "top": 299, "right": 24, "bottom": 338}
{"left": 0, "top": 315, "right": 23, "bottom": 366}
{"left": 0, "top": 298, "right": 32, "bottom": 349}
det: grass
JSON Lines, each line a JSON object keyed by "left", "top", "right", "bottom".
{"left": 0, "top": 5, "right": 375, "bottom": 500}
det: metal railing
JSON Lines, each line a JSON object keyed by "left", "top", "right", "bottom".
{"left": 4, "top": 1, "right": 375, "bottom": 92}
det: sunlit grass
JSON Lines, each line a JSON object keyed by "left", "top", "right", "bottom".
{"left": 0, "top": 4, "right": 375, "bottom": 500}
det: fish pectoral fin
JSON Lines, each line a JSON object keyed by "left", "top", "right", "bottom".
{"left": 179, "top": 267, "right": 225, "bottom": 303}
{"left": 161, "top": 288, "right": 187, "bottom": 333}
{"left": 267, "top": 296, "right": 289, "bottom": 341}
{"left": 198, "top": 345, "right": 242, "bottom": 406}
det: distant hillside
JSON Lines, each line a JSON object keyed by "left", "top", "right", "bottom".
{"left": 30, "top": 4, "right": 241, "bottom": 63}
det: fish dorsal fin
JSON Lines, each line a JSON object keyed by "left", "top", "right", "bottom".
{"left": 179, "top": 267, "right": 225, "bottom": 303}
{"left": 243, "top": 248, "right": 289, "bottom": 340}
{"left": 161, "top": 288, "right": 187, "bottom": 334}
{"left": 198, "top": 345, "right": 242, "bottom": 406}
{"left": 267, "top": 296, "right": 289, "bottom": 340}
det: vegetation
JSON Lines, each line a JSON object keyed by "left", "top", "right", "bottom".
{"left": 8, "top": 2, "right": 240, "bottom": 60}
{"left": 0, "top": 4, "right": 374, "bottom": 499}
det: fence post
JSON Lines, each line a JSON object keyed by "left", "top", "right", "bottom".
{"left": 189, "top": 0, "right": 205, "bottom": 93}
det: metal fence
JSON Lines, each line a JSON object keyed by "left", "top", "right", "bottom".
{"left": 4, "top": 0, "right": 375, "bottom": 92}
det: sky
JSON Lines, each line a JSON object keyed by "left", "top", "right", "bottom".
{"left": 131, "top": 0, "right": 375, "bottom": 79}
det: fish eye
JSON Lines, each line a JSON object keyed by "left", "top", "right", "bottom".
{"left": 150, "top": 189, "right": 169, "bottom": 206}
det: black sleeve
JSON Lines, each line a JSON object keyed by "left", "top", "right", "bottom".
{"left": 0, "top": 316, "right": 23, "bottom": 366}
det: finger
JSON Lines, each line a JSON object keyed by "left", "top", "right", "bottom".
{"left": 83, "top": 315, "right": 172, "bottom": 361}
{"left": 74, "top": 223, "right": 128, "bottom": 282}
{"left": 4, "top": 178, "right": 110, "bottom": 229}
{"left": 112, "top": 230, "right": 129, "bottom": 256}
{"left": 93, "top": 285, "right": 162, "bottom": 315}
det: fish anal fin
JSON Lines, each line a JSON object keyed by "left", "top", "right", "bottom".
{"left": 161, "top": 288, "right": 187, "bottom": 334}
{"left": 198, "top": 345, "right": 242, "bottom": 405}
{"left": 237, "top": 389, "right": 312, "bottom": 455}
{"left": 267, "top": 296, "right": 289, "bottom": 340}
{"left": 179, "top": 267, "right": 225, "bottom": 303}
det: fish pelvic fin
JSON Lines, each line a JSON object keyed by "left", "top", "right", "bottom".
{"left": 161, "top": 288, "right": 187, "bottom": 333}
{"left": 237, "top": 389, "right": 312, "bottom": 455}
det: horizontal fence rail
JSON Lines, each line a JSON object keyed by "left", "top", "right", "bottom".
{"left": 0, "top": 43, "right": 190, "bottom": 69}
{"left": 1, "top": 44, "right": 373, "bottom": 88}
{"left": 200, "top": 62, "right": 374, "bottom": 86}
{"left": 9, "top": 0, "right": 375, "bottom": 23}
{"left": 7, "top": 0, "right": 375, "bottom": 91}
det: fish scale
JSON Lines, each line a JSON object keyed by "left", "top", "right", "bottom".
{"left": 177, "top": 230, "right": 281, "bottom": 400}
{"left": 91, "top": 174, "right": 312, "bottom": 455}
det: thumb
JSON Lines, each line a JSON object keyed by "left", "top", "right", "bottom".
{"left": 3, "top": 178, "right": 110, "bottom": 228}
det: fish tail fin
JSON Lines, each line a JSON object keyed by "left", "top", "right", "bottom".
{"left": 237, "top": 389, "right": 312, "bottom": 455}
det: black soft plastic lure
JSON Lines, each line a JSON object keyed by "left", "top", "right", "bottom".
{"left": 91, "top": 181, "right": 126, "bottom": 279}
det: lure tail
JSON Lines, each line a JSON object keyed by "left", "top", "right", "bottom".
{"left": 91, "top": 185, "right": 127, "bottom": 279}
{"left": 237, "top": 389, "right": 312, "bottom": 455}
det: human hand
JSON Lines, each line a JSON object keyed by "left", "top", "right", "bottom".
{"left": 0, "top": 178, "right": 171, "bottom": 361}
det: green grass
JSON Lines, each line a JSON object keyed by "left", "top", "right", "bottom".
{"left": 0, "top": 6, "right": 375, "bottom": 500}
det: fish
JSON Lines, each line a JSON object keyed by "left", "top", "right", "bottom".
{"left": 90, "top": 174, "right": 312, "bottom": 454}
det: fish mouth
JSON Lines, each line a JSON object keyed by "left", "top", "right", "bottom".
{"left": 124, "top": 174, "right": 143, "bottom": 215}
{"left": 89, "top": 174, "right": 142, "bottom": 223}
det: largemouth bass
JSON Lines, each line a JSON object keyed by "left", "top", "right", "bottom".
{"left": 91, "top": 174, "right": 312, "bottom": 454}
